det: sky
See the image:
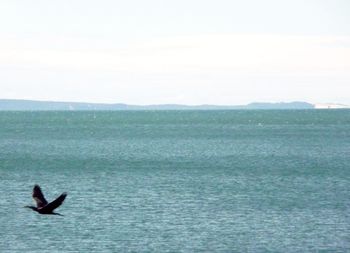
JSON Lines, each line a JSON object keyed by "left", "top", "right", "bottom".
{"left": 0, "top": 0, "right": 349, "bottom": 105}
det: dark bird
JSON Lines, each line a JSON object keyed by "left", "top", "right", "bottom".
{"left": 25, "top": 184, "right": 67, "bottom": 215}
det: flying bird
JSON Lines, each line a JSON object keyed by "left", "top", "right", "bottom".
{"left": 25, "top": 184, "right": 67, "bottom": 215}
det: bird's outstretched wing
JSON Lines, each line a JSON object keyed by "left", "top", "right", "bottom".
{"left": 32, "top": 185, "right": 48, "bottom": 208}
{"left": 41, "top": 193, "right": 67, "bottom": 213}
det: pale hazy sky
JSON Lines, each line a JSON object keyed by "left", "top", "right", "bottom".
{"left": 1, "top": 0, "right": 349, "bottom": 105}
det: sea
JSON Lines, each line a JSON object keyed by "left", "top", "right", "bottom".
{"left": 0, "top": 110, "right": 349, "bottom": 252}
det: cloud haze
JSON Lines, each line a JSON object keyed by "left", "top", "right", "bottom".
{"left": 0, "top": 1, "right": 349, "bottom": 105}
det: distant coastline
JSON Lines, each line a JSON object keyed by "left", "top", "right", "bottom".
{"left": 0, "top": 99, "right": 348, "bottom": 111}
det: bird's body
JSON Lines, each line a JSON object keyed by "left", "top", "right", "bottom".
{"left": 25, "top": 184, "right": 67, "bottom": 215}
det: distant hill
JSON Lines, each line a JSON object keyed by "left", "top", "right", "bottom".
{"left": 0, "top": 99, "right": 316, "bottom": 111}
{"left": 0, "top": 99, "right": 130, "bottom": 111}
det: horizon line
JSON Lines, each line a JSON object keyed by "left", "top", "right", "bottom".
{"left": 0, "top": 98, "right": 337, "bottom": 106}
{"left": 0, "top": 98, "right": 350, "bottom": 111}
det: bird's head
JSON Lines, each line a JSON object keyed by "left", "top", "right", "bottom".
{"left": 24, "top": 205, "right": 38, "bottom": 211}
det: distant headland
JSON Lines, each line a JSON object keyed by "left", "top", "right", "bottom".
{"left": 0, "top": 99, "right": 348, "bottom": 111}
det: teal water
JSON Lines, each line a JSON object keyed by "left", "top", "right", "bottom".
{"left": 0, "top": 110, "right": 349, "bottom": 252}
